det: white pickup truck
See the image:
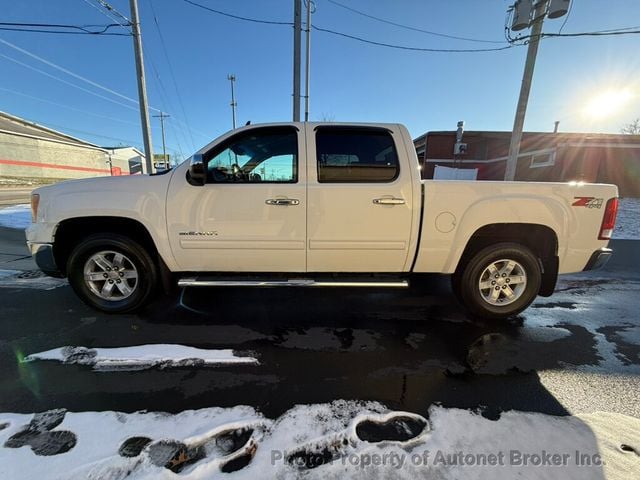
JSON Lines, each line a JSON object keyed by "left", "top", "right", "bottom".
{"left": 26, "top": 123, "right": 618, "bottom": 318}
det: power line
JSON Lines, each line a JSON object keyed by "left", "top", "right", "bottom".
{"left": 43, "top": 123, "right": 167, "bottom": 152}
{"left": 0, "top": 36, "right": 212, "bottom": 137}
{"left": 0, "top": 27, "right": 129, "bottom": 36}
{"left": 0, "top": 52, "right": 140, "bottom": 112}
{"left": 0, "top": 10, "right": 202, "bottom": 153}
{"left": 81, "top": 0, "right": 127, "bottom": 27}
{"left": 93, "top": 0, "right": 132, "bottom": 26}
{"left": 142, "top": 41, "right": 194, "bottom": 153}
{"left": 0, "top": 37, "right": 155, "bottom": 109}
{"left": 181, "top": 0, "right": 292, "bottom": 25}
{"left": 0, "top": 86, "right": 143, "bottom": 127}
{"left": 137, "top": 44, "right": 211, "bottom": 145}
{"left": 510, "top": 28, "right": 640, "bottom": 44}
{"left": 558, "top": 0, "right": 572, "bottom": 34}
{"left": 0, "top": 22, "right": 130, "bottom": 36}
{"left": 5, "top": 116, "right": 159, "bottom": 149}
{"left": 179, "top": 1, "right": 514, "bottom": 53}
{"left": 82, "top": 0, "right": 200, "bottom": 148}
{"left": 167, "top": 121, "right": 185, "bottom": 160}
{"left": 325, "top": 0, "right": 507, "bottom": 44}
{"left": 311, "top": 25, "right": 515, "bottom": 53}
{"left": 597, "top": 25, "right": 640, "bottom": 32}
{"left": 146, "top": 0, "right": 196, "bottom": 151}
{"left": 542, "top": 29, "right": 640, "bottom": 38}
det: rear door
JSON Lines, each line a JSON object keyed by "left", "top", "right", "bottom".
{"left": 166, "top": 125, "right": 306, "bottom": 272}
{"left": 306, "top": 125, "right": 414, "bottom": 272}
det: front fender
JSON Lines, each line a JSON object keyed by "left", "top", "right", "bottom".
{"left": 34, "top": 174, "right": 178, "bottom": 270}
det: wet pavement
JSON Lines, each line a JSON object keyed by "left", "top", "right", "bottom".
{"left": 1, "top": 234, "right": 639, "bottom": 421}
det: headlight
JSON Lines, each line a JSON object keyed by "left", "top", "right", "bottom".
{"left": 30, "top": 193, "right": 40, "bottom": 223}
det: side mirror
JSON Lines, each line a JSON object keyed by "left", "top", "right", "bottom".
{"left": 188, "top": 154, "right": 206, "bottom": 186}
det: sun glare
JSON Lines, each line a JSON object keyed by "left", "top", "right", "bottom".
{"left": 584, "top": 89, "right": 634, "bottom": 118}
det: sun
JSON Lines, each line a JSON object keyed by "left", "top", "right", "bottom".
{"left": 583, "top": 89, "right": 634, "bottom": 118}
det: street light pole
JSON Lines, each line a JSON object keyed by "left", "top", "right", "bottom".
{"left": 504, "top": 0, "right": 548, "bottom": 181}
{"left": 129, "top": 0, "right": 154, "bottom": 174}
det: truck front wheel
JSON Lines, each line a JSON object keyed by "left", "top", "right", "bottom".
{"left": 453, "top": 242, "right": 541, "bottom": 319}
{"left": 66, "top": 233, "right": 158, "bottom": 313}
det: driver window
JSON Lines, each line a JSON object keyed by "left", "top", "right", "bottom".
{"left": 205, "top": 127, "right": 298, "bottom": 183}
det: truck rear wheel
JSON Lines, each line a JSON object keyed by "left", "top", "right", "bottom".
{"left": 66, "top": 233, "right": 158, "bottom": 313}
{"left": 452, "top": 242, "right": 541, "bottom": 319}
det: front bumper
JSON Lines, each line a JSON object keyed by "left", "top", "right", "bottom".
{"left": 583, "top": 247, "right": 612, "bottom": 271}
{"left": 27, "top": 242, "right": 63, "bottom": 277}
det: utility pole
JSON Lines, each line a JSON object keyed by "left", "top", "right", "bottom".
{"left": 129, "top": 0, "right": 154, "bottom": 174}
{"left": 227, "top": 74, "right": 237, "bottom": 129}
{"left": 153, "top": 112, "right": 170, "bottom": 168}
{"left": 292, "top": 0, "right": 302, "bottom": 121}
{"left": 503, "top": 0, "right": 569, "bottom": 180}
{"left": 303, "top": 0, "right": 312, "bottom": 122}
{"left": 504, "top": 0, "right": 548, "bottom": 181}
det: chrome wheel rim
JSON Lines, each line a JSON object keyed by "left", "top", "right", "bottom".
{"left": 83, "top": 250, "right": 138, "bottom": 301}
{"left": 478, "top": 259, "right": 527, "bottom": 306}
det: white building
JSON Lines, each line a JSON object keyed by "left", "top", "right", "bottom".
{"left": 0, "top": 110, "right": 149, "bottom": 181}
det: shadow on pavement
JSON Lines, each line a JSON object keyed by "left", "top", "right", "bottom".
{"left": 0, "top": 274, "right": 603, "bottom": 422}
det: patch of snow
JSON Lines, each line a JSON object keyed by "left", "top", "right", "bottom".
{"left": 617, "top": 325, "right": 640, "bottom": 346}
{"left": 614, "top": 197, "right": 640, "bottom": 240}
{"left": 23, "top": 344, "right": 259, "bottom": 371}
{"left": 0, "top": 204, "right": 31, "bottom": 229}
{"left": 0, "top": 269, "right": 20, "bottom": 278}
{"left": 0, "top": 270, "right": 67, "bottom": 290}
{"left": 0, "top": 178, "right": 40, "bottom": 186}
{"left": 0, "top": 402, "right": 638, "bottom": 479}
{"left": 528, "top": 271, "right": 640, "bottom": 375}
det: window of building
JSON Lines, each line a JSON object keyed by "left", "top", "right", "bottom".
{"left": 529, "top": 151, "right": 556, "bottom": 168}
{"left": 316, "top": 128, "right": 399, "bottom": 183}
{"left": 205, "top": 127, "right": 297, "bottom": 183}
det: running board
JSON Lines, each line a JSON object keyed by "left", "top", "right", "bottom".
{"left": 177, "top": 278, "right": 409, "bottom": 288}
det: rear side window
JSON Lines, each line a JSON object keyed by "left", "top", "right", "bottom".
{"left": 316, "top": 128, "right": 399, "bottom": 183}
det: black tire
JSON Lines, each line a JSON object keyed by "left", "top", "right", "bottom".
{"left": 452, "top": 242, "right": 541, "bottom": 319}
{"left": 66, "top": 233, "right": 158, "bottom": 313}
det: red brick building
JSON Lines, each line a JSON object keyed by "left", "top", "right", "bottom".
{"left": 414, "top": 130, "right": 640, "bottom": 197}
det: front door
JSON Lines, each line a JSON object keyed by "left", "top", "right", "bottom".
{"left": 166, "top": 125, "right": 306, "bottom": 272}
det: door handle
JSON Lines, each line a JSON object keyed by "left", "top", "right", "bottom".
{"left": 266, "top": 198, "right": 300, "bottom": 206}
{"left": 373, "top": 197, "right": 405, "bottom": 205}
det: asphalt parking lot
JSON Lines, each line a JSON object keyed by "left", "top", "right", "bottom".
{"left": 1, "top": 225, "right": 639, "bottom": 422}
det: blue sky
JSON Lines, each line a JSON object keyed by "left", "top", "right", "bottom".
{"left": 1, "top": 0, "right": 639, "bottom": 160}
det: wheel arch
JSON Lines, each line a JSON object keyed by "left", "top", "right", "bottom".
{"left": 53, "top": 216, "right": 165, "bottom": 277}
{"left": 454, "top": 223, "right": 559, "bottom": 297}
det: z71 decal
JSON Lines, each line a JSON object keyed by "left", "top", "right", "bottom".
{"left": 572, "top": 197, "right": 603, "bottom": 208}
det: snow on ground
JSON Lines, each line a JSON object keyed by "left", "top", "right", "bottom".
{"left": 24, "top": 344, "right": 259, "bottom": 371}
{"left": 0, "top": 270, "right": 67, "bottom": 290}
{"left": 0, "top": 204, "right": 30, "bottom": 229}
{"left": 614, "top": 197, "right": 640, "bottom": 240}
{"left": 0, "top": 269, "right": 19, "bottom": 279}
{"left": 0, "top": 402, "right": 638, "bottom": 479}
